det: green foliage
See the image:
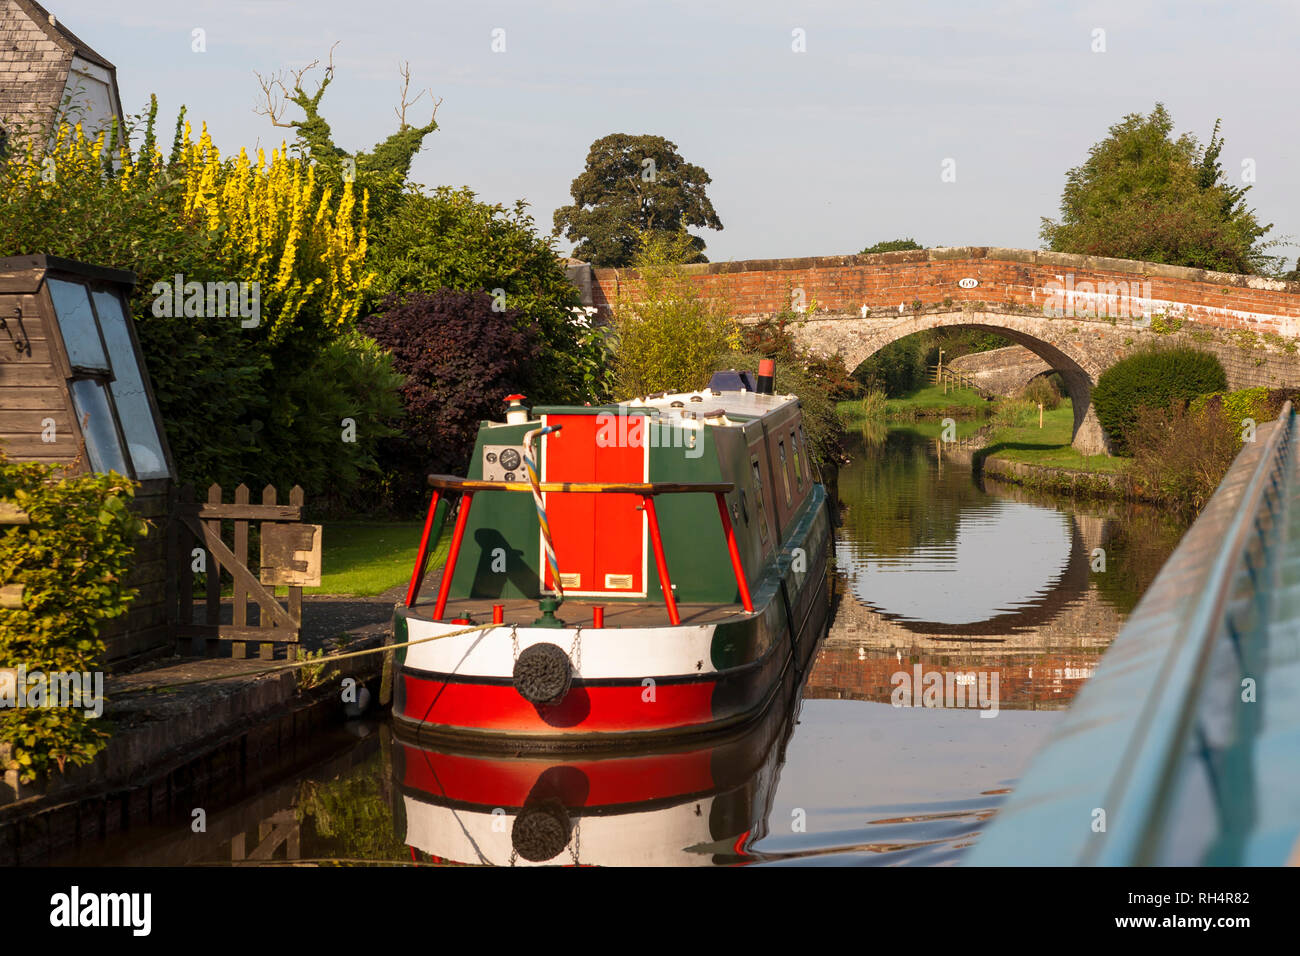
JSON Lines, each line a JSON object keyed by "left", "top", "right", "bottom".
{"left": 276, "top": 332, "right": 407, "bottom": 515}
{"left": 0, "top": 100, "right": 401, "bottom": 502}
{"left": 1191, "top": 386, "right": 1269, "bottom": 427}
{"left": 1041, "top": 104, "right": 1280, "bottom": 275}
{"left": 367, "top": 186, "right": 601, "bottom": 404}
{"left": 1021, "top": 375, "right": 1062, "bottom": 411}
{"left": 1126, "top": 400, "right": 1241, "bottom": 513}
{"left": 255, "top": 55, "right": 438, "bottom": 225}
{"left": 363, "top": 289, "right": 540, "bottom": 510}
{"left": 852, "top": 328, "right": 1009, "bottom": 397}
{"left": 296, "top": 752, "right": 409, "bottom": 861}
{"left": 611, "top": 230, "right": 735, "bottom": 397}
{"left": 733, "top": 308, "right": 856, "bottom": 469}
{"left": 991, "top": 397, "right": 1041, "bottom": 429}
{"left": 860, "top": 238, "right": 923, "bottom": 254}
{"left": 553, "top": 133, "right": 723, "bottom": 267}
{"left": 0, "top": 454, "right": 147, "bottom": 782}
{"left": 1149, "top": 312, "right": 1184, "bottom": 334}
{"left": 1092, "top": 346, "right": 1227, "bottom": 454}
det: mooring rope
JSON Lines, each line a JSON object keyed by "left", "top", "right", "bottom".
{"left": 112, "top": 621, "right": 497, "bottom": 697}
{"left": 523, "top": 424, "right": 564, "bottom": 604}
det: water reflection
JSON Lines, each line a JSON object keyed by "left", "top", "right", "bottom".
{"left": 59, "top": 427, "right": 1191, "bottom": 866}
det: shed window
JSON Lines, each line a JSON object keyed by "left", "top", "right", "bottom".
{"left": 92, "top": 291, "right": 170, "bottom": 478}
{"left": 49, "top": 279, "right": 110, "bottom": 372}
{"left": 48, "top": 277, "right": 170, "bottom": 481}
{"left": 70, "top": 378, "right": 130, "bottom": 476}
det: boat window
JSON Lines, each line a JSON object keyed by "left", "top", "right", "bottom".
{"left": 800, "top": 425, "right": 820, "bottom": 482}
{"left": 778, "top": 441, "right": 792, "bottom": 507}
{"left": 791, "top": 429, "right": 804, "bottom": 488}
{"left": 750, "top": 457, "right": 770, "bottom": 543}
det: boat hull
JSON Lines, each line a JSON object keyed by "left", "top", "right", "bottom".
{"left": 393, "top": 496, "right": 832, "bottom": 748}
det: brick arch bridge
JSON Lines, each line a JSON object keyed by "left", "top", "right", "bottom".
{"left": 578, "top": 248, "right": 1300, "bottom": 455}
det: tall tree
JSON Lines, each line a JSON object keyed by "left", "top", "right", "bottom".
{"left": 1041, "top": 104, "right": 1279, "bottom": 275}
{"left": 861, "top": 238, "right": 923, "bottom": 254}
{"left": 554, "top": 133, "right": 723, "bottom": 267}
{"left": 255, "top": 45, "right": 440, "bottom": 225}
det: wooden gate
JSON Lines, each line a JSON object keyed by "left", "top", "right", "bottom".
{"left": 172, "top": 483, "right": 321, "bottom": 660}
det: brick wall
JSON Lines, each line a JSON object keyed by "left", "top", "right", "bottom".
{"left": 588, "top": 247, "right": 1300, "bottom": 339}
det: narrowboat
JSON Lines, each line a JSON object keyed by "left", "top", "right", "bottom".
{"left": 393, "top": 360, "right": 833, "bottom": 747}
{"left": 393, "top": 653, "right": 806, "bottom": 866}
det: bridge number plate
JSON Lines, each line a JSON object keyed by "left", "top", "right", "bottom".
{"left": 958, "top": 277, "right": 979, "bottom": 289}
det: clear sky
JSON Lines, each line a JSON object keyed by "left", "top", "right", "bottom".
{"left": 47, "top": 0, "right": 1300, "bottom": 267}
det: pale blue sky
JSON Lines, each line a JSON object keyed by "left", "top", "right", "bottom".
{"left": 49, "top": 0, "right": 1300, "bottom": 266}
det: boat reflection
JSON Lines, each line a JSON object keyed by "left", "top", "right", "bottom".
{"left": 392, "top": 624, "right": 826, "bottom": 867}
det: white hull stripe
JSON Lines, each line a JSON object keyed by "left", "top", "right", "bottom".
{"left": 403, "top": 619, "right": 722, "bottom": 680}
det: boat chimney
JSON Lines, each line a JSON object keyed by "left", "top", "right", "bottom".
{"left": 756, "top": 359, "right": 775, "bottom": 395}
{"left": 504, "top": 394, "right": 529, "bottom": 424}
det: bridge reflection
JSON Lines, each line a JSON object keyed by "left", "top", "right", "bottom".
{"left": 816, "top": 449, "right": 1165, "bottom": 708}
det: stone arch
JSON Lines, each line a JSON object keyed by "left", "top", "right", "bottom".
{"left": 796, "top": 310, "right": 1112, "bottom": 454}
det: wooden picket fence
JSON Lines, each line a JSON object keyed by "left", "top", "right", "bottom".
{"left": 172, "top": 483, "right": 316, "bottom": 661}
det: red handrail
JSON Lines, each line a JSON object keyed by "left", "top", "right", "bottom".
{"left": 406, "top": 475, "right": 752, "bottom": 624}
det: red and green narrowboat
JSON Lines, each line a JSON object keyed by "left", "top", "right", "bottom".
{"left": 394, "top": 361, "right": 833, "bottom": 747}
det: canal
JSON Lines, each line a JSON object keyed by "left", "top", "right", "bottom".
{"left": 64, "top": 426, "right": 1191, "bottom": 866}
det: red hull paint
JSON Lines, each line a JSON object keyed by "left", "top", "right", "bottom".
{"left": 398, "top": 674, "right": 719, "bottom": 736}
{"left": 398, "top": 744, "right": 717, "bottom": 808}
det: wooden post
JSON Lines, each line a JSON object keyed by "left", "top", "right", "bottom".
{"left": 260, "top": 485, "right": 278, "bottom": 660}
{"left": 287, "top": 486, "right": 304, "bottom": 661}
{"left": 231, "top": 484, "right": 250, "bottom": 660}
{"left": 1039, "top": 402, "right": 1044, "bottom": 428}
{"left": 177, "top": 484, "right": 195, "bottom": 652}
{"left": 204, "top": 484, "right": 222, "bottom": 657}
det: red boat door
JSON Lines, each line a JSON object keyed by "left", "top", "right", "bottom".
{"left": 541, "top": 412, "right": 648, "bottom": 597}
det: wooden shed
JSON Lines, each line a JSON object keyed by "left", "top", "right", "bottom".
{"left": 0, "top": 254, "right": 174, "bottom": 661}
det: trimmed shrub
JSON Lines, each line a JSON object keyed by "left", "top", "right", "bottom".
{"left": 1092, "top": 347, "right": 1227, "bottom": 454}
{"left": 362, "top": 290, "right": 538, "bottom": 509}
{"left": 0, "top": 453, "right": 147, "bottom": 782}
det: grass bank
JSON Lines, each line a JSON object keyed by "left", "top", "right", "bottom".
{"left": 838, "top": 385, "right": 990, "bottom": 425}
{"left": 304, "top": 521, "right": 449, "bottom": 597}
{"left": 978, "top": 401, "right": 1127, "bottom": 474}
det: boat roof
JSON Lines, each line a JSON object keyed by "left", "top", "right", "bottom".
{"left": 623, "top": 388, "right": 801, "bottom": 426}
{"left": 529, "top": 388, "right": 800, "bottom": 428}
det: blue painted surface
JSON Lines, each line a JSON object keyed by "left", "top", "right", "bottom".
{"left": 966, "top": 408, "right": 1300, "bottom": 866}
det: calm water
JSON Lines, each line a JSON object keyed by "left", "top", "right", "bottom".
{"left": 71, "top": 427, "right": 1191, "bottom": 866}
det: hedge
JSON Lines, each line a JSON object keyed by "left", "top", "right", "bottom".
{"left": 0, "top": 453, "right": 146, "bottom": 782}
{"left": 1092, "top": 347, "right": 1227, "bottom": 454}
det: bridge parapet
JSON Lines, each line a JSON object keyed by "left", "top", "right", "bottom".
{"left": 586, "top": 247, "right": 1300, "bottom": 336}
